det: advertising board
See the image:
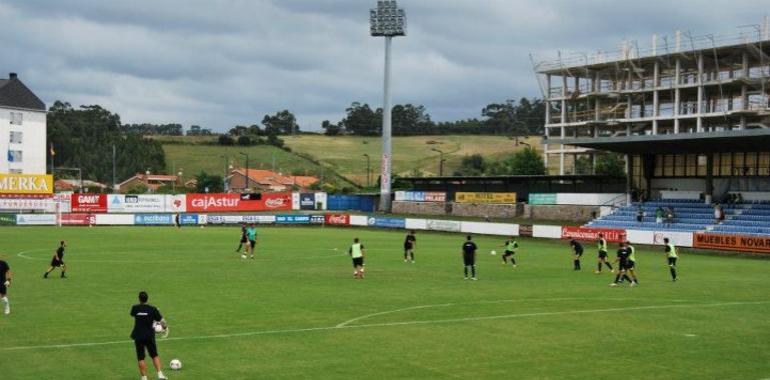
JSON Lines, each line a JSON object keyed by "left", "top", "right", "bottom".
{"left": 455, "top": 192, "right": 517, "bottom": 204}
{"left": 561, "top": 226, "right": 626, "bottom": 242}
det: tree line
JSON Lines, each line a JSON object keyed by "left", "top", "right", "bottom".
{"left": 47, "top": 101, "right": 166, "bottom": 185}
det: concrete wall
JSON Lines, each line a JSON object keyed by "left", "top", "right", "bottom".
{"left": 393, "top": 201, "right": 596, "bottom": 222}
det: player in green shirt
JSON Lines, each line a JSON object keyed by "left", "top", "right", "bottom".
{"left": 246, "top": 224, "right": 257, "bottom": 259}
{"left": 595, "top": 234, "right": 613, "bottom": 274}
{"left": 663, "top": 238, "right": 678, "bottom": 281}
{"left": 501, "top": 238, "right": 518, "bottom": 268}
{"left": 348, "top": 238, "right": 366, "bottom": 279}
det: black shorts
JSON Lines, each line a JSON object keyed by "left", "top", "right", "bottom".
{"left": 134, "top": 338, "right": 158, "bottom": 361}
{"left": 0, "top": 283, "right": 6, "bottom": 295}
{"left": 624, "top": 260, "right": 636, "bottom": 270}
{"left": 575, "top": 251, "right": 583, "bottom": 257}
{"left": 598, "top": 251, "right": 608, "bottom": 259}
{"left": 463, "top": 255, "right": 475, "bottom": 266}
{"left": 668, "top": 257, "right": 677, "bottom": 266}
{"left": 404, "top": 244, "right": 413, "bottom": 251}
{"left": 249, "top": 239, "right": 256, "bottom": 248}
{"left": 503, "top": 250, "right": 514, "bottom": 256}
{"left": 352, "top": 257, "right": 364, "bottom": 267}
{"left": 50, "top": 258, "right": 64, "bottom": 267}
{"left": 240, "top": 236, "right": 248, "bottom": 243}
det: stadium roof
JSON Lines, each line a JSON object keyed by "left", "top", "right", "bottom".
{"left": 550, "top": 129, "right": 770, "bottom": 155}
{"left": 0, "top": 73, "right": 45, "bottom": 111}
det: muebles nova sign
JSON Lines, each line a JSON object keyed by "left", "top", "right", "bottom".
{"left": 0, "top": 174, "right": 53, "bottom": 195}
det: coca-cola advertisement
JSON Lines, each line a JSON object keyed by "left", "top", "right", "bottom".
{"left": 186, "top": 192, "right": 292, "bottom": 212}
{"left": 324, "top": 213, "right": 350, "bottom": 225}
{"left": 60, "top": 214, "right": 96, "bottom": 226}
{"left": 561, "top": 226, "right": 626, "bottom": 243}
{"left": 71, "top": 194, "right": 108, "bottom": 213}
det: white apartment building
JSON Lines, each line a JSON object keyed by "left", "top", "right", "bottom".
{"left": 0, "top": 73, "right": 47, "bottom": 175}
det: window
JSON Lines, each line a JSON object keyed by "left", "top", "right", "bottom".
{"left": 8, "top": 150, "right": 22, "bottom": 163}
{"left": 10, "top": 112, "right": 23, "bottom": 125}
{"left": 8, "top": 168, "right": 22, "bottom": 174}
{"left": 9, "top": 131, "right": 22, "bottom": 144}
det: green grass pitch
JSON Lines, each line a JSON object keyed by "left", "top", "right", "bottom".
{"left": 1, "top": 226, "right": 769, "bottom": 379}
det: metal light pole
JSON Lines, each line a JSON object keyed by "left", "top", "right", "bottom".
{"left": 363, "top": 153, "right": 371, "bottom": 187}
{"left": 221, "top": 155, "right": 229, "bottom": 192}
{"left": 239, "top": 152, "right": 250, "bottom": 191}
{"left": 431, "top": 148, "right": 445, "bottom": 176}
{"left": 370, "top": 0, "right": 406, "bottom": 212}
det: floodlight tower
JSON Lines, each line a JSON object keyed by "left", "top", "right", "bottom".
{"left": 370, "top": 0, "right": 406, "bottom": 212}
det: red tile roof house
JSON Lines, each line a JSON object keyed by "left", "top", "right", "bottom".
{"left": 116, "top": 173, "right": 180, "bottom": 193}
{"left": 226, "top": 169, "right": 318, "bottom": 192}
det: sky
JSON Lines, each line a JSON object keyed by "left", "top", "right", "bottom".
{"left": 0, "top": 0, "right": 766, "bottom": 132}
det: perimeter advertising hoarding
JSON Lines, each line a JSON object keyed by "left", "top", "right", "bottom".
{"left": 71, "top": 194, "right": 108, "bottom": 213}
{"left": 107, "top": 194, "right": 167, "bottom": 213}
{"left": 275, "top": 215, "right": 312, "bottom": 224}
{"left": 455, "top": 192, "right": 517, "bottom": 204}
{"left": 60, "top": 213, "right": 96, "bottom": 226}
{"left": 325, "top": 214, "right": 350, "bottom": 225}
{"left": 186, "top": 193, "right": 292, "bottom": 212}
{"left": 367, "top": 216, "right": 406, "bottom": 229}
{"left": 561, "top": 226, "right": 626, "bottom": 243}
{"left": 693, "top": 233, "right": 770, "bottom": 254}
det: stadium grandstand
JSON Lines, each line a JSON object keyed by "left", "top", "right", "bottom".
{"left": 534, "top": 18, "right": 770, "bottom": 236}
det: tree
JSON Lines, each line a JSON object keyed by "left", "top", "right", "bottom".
{"left": 229, "top": 125, "right": 248, "bottom": 136}
{"left": 453, "top": 154, "right": 487, "bottom": 176}
{"left": 47, "top": 101, "right": 166, "bottom": 183}
{"left": 508, "top": 148, "right": 546, "bottom": 175}
{"left": 392, "top": 104, "right": 433, "bottom": 135}
{"left": 195, "top": 171, "right": 224, "bottom": 193}
{"left": 595, "top": 153, "right": 626, "bottom": 177}
{"left": 574, "top": 155, "right": 593, "bottom": 175}
{"left": 339, "top": 102, "right": 380, "bottom": 136}
{"left": 262, "top": 110, "right": 299, "bottom": 135}
{"left": 321, "top": 120, "right": 342, "bottom": 136}
{"left": 237, "top": 135, "right": 252, "bottom": 146}
{"left": 187, "top": 125, "right": 202, "bottom": 136}
{"left": 218, "top": 135, "right": 235, "bottom": 145}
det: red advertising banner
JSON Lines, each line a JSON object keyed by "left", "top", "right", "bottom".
{"left": 424, "top": 192, "right": 446, "bottom": 202}
{"left": 185, "top": 193, "right": 292, "bottom": 212}
{"left": 325, "top": 213, "right": 350, "bottom": 225}
{"left": 60, "top": 213, "right": 96, "bottom": 226}
{"left": 693, "top": 233, "right": 770, "bottom": 254}
{"left": 71, "top": 194, "right": 107, "bottom": 213}
{"left": 561, "top": 226, "right": 627, "bottom": 243}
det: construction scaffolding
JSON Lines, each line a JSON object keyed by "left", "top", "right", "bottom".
{"left": 533, "top": 18, "right": 770, "bottom": 176}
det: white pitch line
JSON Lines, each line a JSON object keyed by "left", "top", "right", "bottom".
{"left": 2, "top": 300, "right": 767, "bottom": 352}
{"left": 15, "top": 248, "right": 346, "bottom": 263}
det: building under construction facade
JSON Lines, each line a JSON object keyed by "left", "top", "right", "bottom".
{"left": 534, "top": 20, "right": 770, "bottom": 202}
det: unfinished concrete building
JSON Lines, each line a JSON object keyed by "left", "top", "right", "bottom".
{"left": 534, "top": 19, "right": 770, "bottom": 202}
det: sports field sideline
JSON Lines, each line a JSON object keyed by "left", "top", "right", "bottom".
{"left": 1, "top": 226, "right": 769, "bottom": 379}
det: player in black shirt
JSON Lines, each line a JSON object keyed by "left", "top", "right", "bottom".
{"left": 130, "top": 291, "right": 167, "bottom": 380}
{"left": 462, "top": 235, "right": 478, "bottom": 280}
{"left": 1, "top": 255, "right": 12, "bottom": 315}
{"left": 234, "top": 223, "right": 248, "bottom": 254}
{"left": 569, "top": 239, "right": 583, "bottom": 270}
{"left": 43, "top": 241, "right": 67, "bottom": 279}
{"left": 610, "top": 242, "right": 634, "bottom": 287}
{"left": 403, "top": 230, "right": 416, "bottom": 263}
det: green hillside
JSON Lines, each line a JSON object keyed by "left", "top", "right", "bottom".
{"left": 157, "top": 135, "right": 542, "bottom": 188}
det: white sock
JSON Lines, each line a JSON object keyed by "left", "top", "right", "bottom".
{"left": 1, "top": 297, "right": 7, "bottom": 306}
{"left": 141, "top": 376, "right": 148, "bottom": 380}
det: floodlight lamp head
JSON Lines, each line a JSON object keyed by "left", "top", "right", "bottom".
{"left": 369, "top": 0, "right": 407, "bottom": 37}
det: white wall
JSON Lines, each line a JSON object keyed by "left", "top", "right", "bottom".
{"left": 0, "top": 107, "right": 47, "bottom": 174}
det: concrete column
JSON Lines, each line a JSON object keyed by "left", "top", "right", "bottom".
{"left": 545, "top": 75, "right": 552, "bottom": 125}
{"left": 560, "top": 76, "right": 568, "bottom": 175}
{"left": 674, "top": 58, "right": 681, "bottom": 134}
{"left": 705, "top": 153, "right": 714, "bottom": 204}
{"left": 653, "top": 61, "right": 660, "bottom": 134}
{"left": 741, "top": 52, "right": 749, "bottom": 115}
{"left": 625, "top": 154, "right": 633, "bottom": 205}
{"left": 697, "top": 53, "right": 704, "bottom": 132}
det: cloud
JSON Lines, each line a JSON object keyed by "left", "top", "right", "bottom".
{"left": 0, "top": 0, "right": 765, "bottom": 131}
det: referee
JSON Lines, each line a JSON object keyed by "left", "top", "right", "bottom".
{"left": 130, "top": 291, "right": 167, "bottom": 380}
{"left": 43, "top": 241, "right": 67, "bottom": 279}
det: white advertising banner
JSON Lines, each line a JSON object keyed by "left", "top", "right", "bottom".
{"left": 55, "top": 193, "right": 72, "bottom": 213}
{"left": 206, "top": 214, "right": 276, "bottom": 225}
{"left": 556, "top": 193, "right": 625, "bottom": 206}
{"left": 95, "top": 214, "right": 135, "bottom": 225}
{"left": 425, "top": 219, "right": 461, "bottom": 232}
{"left": 291, "top": 192, "right": 301, "bottom": 211}
{"left": 625, "top": 230, "right": 694, "bottom": 247}
{"left": 15, "top": 214, "right": 57, "bottom": 225}
{"left": 405, "top": 218, "right": 428, "bottom": 230}
{"left": 315, "top": 192, "right": 328, "bottom": 210}
{"left": 0, "top": 197, "right": 56, "bottom": 212}
{"left": 167, "top": 194, "right": 187, "bottom": 213}
{"left": 533, "top": 225, "right": 563, "bottom": 239}
{"left": 461, "top": 222, "right": 519, "bottom": 236}
{"left": 107, "top": 194, "right": 167, "bottom": 213}
{"left": 349, "top": 215, "right": 368, "bottom": 226}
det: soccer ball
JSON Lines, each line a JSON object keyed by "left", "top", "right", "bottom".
{"left": 490, "top": 250, "right": 497, "bottom": 255}
{"left": 153, "top": 322, "right": 164, "bottom": 333}
{"left": 170, "top": 359, "right": 182, "bottom": 370}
